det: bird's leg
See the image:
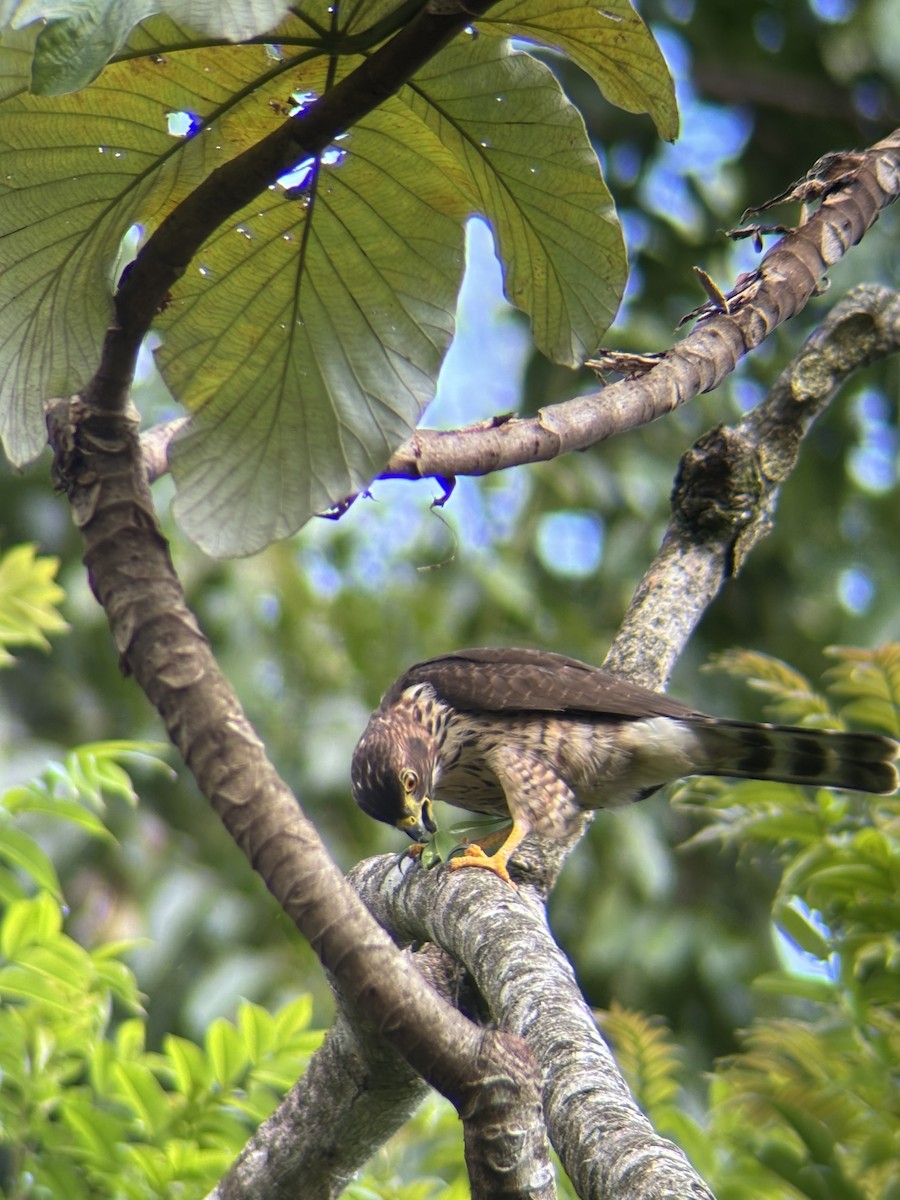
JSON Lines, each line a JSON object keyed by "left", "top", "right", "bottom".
{"left": 447, "top": 818, "right": 529, "bottom": 885}
{"left": 446, "top": 745, "right": 574, "bottom": 884}
{"left": 456, "top": 824, "right": 514, "bottom": 853}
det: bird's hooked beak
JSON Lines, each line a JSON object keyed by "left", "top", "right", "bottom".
{"left": 396, "top": 797, "right": 437, "bottom": 842}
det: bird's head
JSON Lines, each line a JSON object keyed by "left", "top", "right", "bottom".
{"left": 351, "top": 712, "right": 438, "bottom": 842}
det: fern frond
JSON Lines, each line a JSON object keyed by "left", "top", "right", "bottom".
{"left": 0, "top": 543, "right": 68, "bottom": 663}
{"left": 674, "top": 777, "right": 827, "bottom": 854}
{"left": 709, "top": 1003, "right": 900, "bottom": 1197}
{"left": 716, "top": 1016, "right": 894, "bottom": 1145}
{"left": 595, "top": 1002, "right": 681, "bottom": 1115}
{"left": 691, "top": 647, "right": 900, "bottom": 1200}
{"left": 825, "top": 644, "right": 900, "bottom": 738}
{"left": 776, "top": 816, "right": 900, "bottom": 996}
{"left": 707, "top": 650, "right": 836, "bottom": 726}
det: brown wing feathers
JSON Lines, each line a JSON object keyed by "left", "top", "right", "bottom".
{"left": 385, "top": 647, "right": 698, "bottom": 721}
{"left": 382, "top": 649, "right": 899, "bottom": 795}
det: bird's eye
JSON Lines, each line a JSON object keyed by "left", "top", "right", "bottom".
{"left": 400, "top": 768, "right": 419, "bottom": 794}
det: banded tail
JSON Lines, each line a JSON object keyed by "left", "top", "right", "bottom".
{"left": 693, "top": 719, "right": 899, "bottom": 795}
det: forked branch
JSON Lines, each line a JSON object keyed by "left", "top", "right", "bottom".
{"left": 606, "top": 283, "right": 900, "bottom": 687}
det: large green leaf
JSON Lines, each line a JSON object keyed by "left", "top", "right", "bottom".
{"left": 2, "top": 0, "right": 289, "bottom": 35}
{"left": 485, "top": 0, "right": 678, "bottom": 140}
{"left": 165, "top": 35, "right": 625, "bottom": 554}
{"left": 0, "top": 4, "right": 656, "bottom": 554}
{"left": 0, "top": 20, "right": 37, "bottom": 99}
{"left": 32, "top": 2, "right": 158, "bottom": 94}
{"left": 157, "top": 0, "right": 291, "bottom": 40}
{"left": 412, "top": 40, "right": 624, "bottom": 364}
{"left": 0, "top": 19, "right": 274, "bottom": 464}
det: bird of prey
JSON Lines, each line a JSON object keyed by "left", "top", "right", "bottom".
{"left": 351, "top": 648, "right": 899, "bottom": 883}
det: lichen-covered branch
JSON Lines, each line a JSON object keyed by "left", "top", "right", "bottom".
{"left": 605, "top": 282, "right": 900, "bottom": 689}
{"left": 351, "top": 858, "right": 716, "bottom": 1200}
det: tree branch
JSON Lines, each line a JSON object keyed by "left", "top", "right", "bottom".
{"left": 376, "top": 130, "right": 900, "bottom": 484}
{"left": 605, "top": 282, "right": 900, "bottom": 688}
{"left": 351, "top": 857, "right": 716, "bottom": 1200}
{"left": 47, "top": 6, "right": 564, "bottom": 1196}
{"left": 46, "top": 390, "right": 554, "bottom": 1200}
{"left": 140, "top": 130, "right": 900, "bottom": 491}
{"left": 45, "top": 18, "right": 900, "bottom": 1192}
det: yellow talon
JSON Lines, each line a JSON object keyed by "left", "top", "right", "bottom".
{"left": 446, "top": 819, "right": 531, "bottom": 886}
{"left": 447, "top": 843, "right": 515, "bottom": 885}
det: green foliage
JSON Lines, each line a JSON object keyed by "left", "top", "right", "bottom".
{"left": 0, "top": 741, "right": 323, "bottom": 1200}
{"left": 595, "top": 1002, "right": 714, "bottom": 1177}
{"left": 0, "top": 2, "right": 675, "bottom": 555}
{"left": 826, "top": 646, "right": 900, "bottom": 741}
{"left": 0, "top": 739, "right": 173, "bottom": 905}
{"left": 0, "top": 543, "right": 67, "bottom": 666}
{"left": 0, "top": 718, "right": 511, "bottom": 1200}
{"left": 31, "top": 3, "right": 160, "bottom": 94}
{"left": 704, "top": 649, "right": 837, "bottom": 728}
{"left": 658, "top": 645, "right": 900, "bottom": 1200}
{"left": 1, "top": 540, "right": 898, "bottom": 1196}
{"left": 0, "top": 0, "right": 897, "bottom": 1191}
{"left": 596, "top": 1001, "right": 681, "bottom": 1116}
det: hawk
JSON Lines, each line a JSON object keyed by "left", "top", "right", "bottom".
{"left": 351, "top": 648, "right": 899, "bottom": 883}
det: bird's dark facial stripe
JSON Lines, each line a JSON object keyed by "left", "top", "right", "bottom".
{"left": 735, "top": 729, "right": 776, "bottom": 776}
